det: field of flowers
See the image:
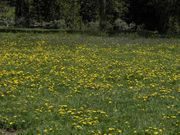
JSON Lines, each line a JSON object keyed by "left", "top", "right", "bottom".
{"left": 0, "top": 33, "right": 180, "bottom": 135}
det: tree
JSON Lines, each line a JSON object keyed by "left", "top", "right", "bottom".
{"left": 79, "top": 0, "right": 98, "bottom": 24}
{"left": 12, "top": 0, "right": 178, "bottom": 32}
{"left": 99, "top": 0, "right": 107, "bottom": 30}
{"left": 15, "top": 0, "right": 30, "bottom": 27}
{"left": 125, "top": 0, "right": 179, "bottom": 33}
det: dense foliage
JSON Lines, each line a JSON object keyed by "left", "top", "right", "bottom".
{"left": 0, "top": 0, "right": 180, "bottom": 32}
{"left": 125, "top": 0, "right": 180, "bottom": 33}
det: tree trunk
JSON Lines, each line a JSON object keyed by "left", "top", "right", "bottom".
{"left": 99, "top": 0, "right": 106, "bottom": 30}
{"left": 15, "top": 0, "right": 30, "bottom": 27}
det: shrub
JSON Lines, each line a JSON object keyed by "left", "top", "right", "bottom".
{"left": 48, "top": 19, "right": 66, "bottom": 29}
{"left": 114, "top": 18, "right": 129, "bottom": 32}
{"left": 84, "top": 21, "right": 99, "bottom": 32}
{"left": 168, "top": 17, "right": 180, "bottom": 34}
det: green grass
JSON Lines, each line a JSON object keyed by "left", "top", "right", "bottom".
{"left": 0, "top": 33, "right": 180, "bottom": 135}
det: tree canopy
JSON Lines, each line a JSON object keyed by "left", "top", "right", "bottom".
{"left": 0, "top": 0, "right": 179, "bottom": 33}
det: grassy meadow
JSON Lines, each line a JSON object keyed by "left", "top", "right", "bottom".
{"left": 0, "top": 33, "right": 180, "bottom": 135}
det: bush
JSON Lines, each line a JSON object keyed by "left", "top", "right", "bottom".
{"left": 0, "top": 2, "right": 15, "bottom": 27}
{"left": 114, "top": 18, "right": 129, "bottom": 32}
{"left": 0, "top": 18, "right": 14, "bottom": 27}
{"left": 129, "top": 22, "right": 136, "bottom": 31}
{"left": 87, "top": 21, "right": 100, "bottom": 32}
{"left": 48, "top": 19, "right": 66, "bottom": 29}
{"left": 108, "top": 19, "right": 136, "bottom": 34}
{"left": 168, "top": 17, "right": 180, "bottom": 34}
{"left": 136, "top": 24, "right": 145, "bottom": 32}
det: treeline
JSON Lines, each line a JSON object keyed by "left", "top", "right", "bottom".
{"left": 1, "top": 0, "right": 180, "bottom": 33}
